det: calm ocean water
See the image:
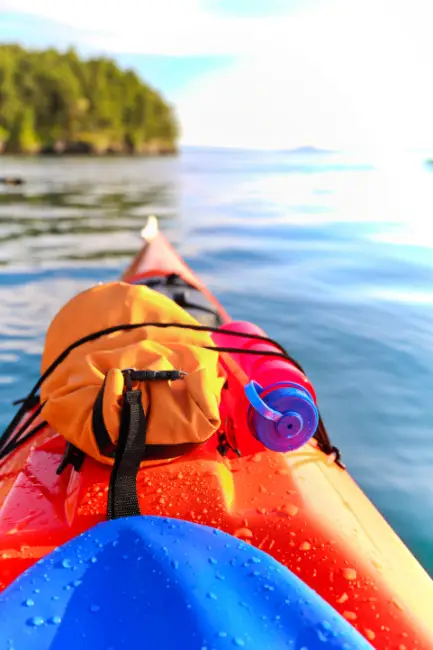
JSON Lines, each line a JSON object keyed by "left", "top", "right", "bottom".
{"left": 1, "top": 147, "right": 433, "bottom": 574}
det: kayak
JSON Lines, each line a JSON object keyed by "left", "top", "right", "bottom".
{"left": 0, "top": 217, "right": 432, "bottom": 649}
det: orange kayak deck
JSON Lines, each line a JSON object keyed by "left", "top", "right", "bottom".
{"left": 0, "top": 227, "right": 432, "bottom": 649}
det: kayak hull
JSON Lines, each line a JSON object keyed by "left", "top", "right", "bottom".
{"left": 0, "top": 225, "right": 432, "bottom": 648}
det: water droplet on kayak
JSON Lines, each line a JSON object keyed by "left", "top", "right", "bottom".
{"left": 239, "top": 601, "right": 249, "bottom": 608}
{"left": 252, "top": 453, "right": 262, "bottom": 462}
{"left": 33, "top": 588, "right": 40, "bottom": 594}
{"left": 208, "top": 557, "right": 217, "bottom": 565}
{"left": 263, "top": 584, "right": 274, "bottom": 591}
{"left": 316, "top": 620, "right": 335, "bottom": 642}
{"left": 342, "top": 568, "right": 357, "bottom": 581}
{"left": 72, "top": 579, "right": 82, "bottom": 587}
{"left": 256, "top": 507, "right": 267, "bottom": 515}
{"left": 218, "top": 631, "right": 227, "bottom": 638}
{"left": 299, "top": 542, "right": 311, "bottom": 551}
{"left": 207, "top": 592, "right": 217, "bottom": 600}
{"left": 337, "top": 592, "right": 349, "bottom": 604}
{"left": 90, "top": 557, "right": 97, "bottom": 564}
{"left": 49, "top": 616, "right": 62, "bottom": 625}
{"left": 23, "top": 598, "right": 34, "bottom": 607}
{"left": 233, "top": 638, "right": 245, "bottom": 647}
{"left": 343, "top": 611, "right": 357, "bottom": 621}
{"left": 171, "top": 560, "right": 179, "bottom": 569}
{"left": 391, "top": 598, "right": 404, "bottom": 611}
{"left": 234, "top": 528, "right": 253, "bottom": 540}
{"left": 27, "top": 616, "right": 44, "bottom": 627}
{"left": 213, "top": 529, "right": 222, "bottom": 536}
{"left": 89, "top": 604, "right": 100, "bottom": 613}
{"left": 316, "top": 629, "right": 328, "bottom": 643}
{"left": 364, "top": 629, "right": 376, "bottom": 641}
{"left": 61, "top": 558, "right": 73, "bottom": 569}
{"left": 215, "top": 572, "right": 225, "bottom": 580}
{"left": 280, "top": 503, "right": 298, "bottom": 517}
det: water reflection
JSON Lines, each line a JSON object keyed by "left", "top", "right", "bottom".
{"left": 0, "top": 157, "right": 179, "bottom": 266}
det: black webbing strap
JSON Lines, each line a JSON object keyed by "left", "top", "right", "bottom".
{"left": 92, "top": 378, "right": 116, "bottom": 458}
{"left": 102, "top": 368, "right": 186, "bottom": 519}
{"left": 56, "top": 443, "right": 85, "bottom": 475}
{"left": 133, "top": 273, "right": 223, "bottom": 326}
{"left": 107, "top": 388, "right": 146, "bottom": 519}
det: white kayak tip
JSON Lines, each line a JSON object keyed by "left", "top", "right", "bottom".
{"left": 140, "top": 215, "right": 159, "bottom": 243}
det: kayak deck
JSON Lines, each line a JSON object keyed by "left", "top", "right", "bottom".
{"left": 122, "top": 216, "right": 230, "bottom": 323}
{"left": 0, "top": 221, "right": 432, "bottom": 649}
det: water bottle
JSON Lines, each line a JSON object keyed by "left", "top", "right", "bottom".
{"left": 213, "top": 321, "right": 319, "bottom": 452}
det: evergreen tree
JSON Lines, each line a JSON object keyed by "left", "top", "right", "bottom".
{"left": 0, "top": 44, "right": 178, "bottom": 153}
{"left": 5, "top": 108, "right": 39, "bottom": 153}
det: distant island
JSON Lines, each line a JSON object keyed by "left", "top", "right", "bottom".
{"left": 282, "top": 145, "right": 336, "bottom": 154}
{"left": 0, "top": 44, "right": 178, "bottom": 155}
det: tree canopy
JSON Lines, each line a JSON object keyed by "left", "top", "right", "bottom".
{"left": 0, "top": 44, "right": 179, "bottom": 154}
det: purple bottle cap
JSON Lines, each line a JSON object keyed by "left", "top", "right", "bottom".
{"left": 245, "top": 381, "right": 319, "bottom": 453}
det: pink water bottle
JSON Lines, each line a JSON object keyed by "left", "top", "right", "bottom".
{"left": 213, "top": 321, "right": 319, "bottom": 452}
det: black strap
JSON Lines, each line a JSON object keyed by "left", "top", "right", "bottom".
{"left": 91, "top": 368, "right": 187, "bottom": 460}
{"left": 90, "top": 369, "right": 199, "bottom": 470}
{"left": 134, "top": 273, "right": 223, "bottom": 326}
{"left": 107, "top": 388, "right": 146, "bottom": 519}
{"left": 216, "top": 431, "right": 241, "bottom": 458}
{"left": 0, "top": 401, "right": 46, "bottom": 461}
{"left": 92, "top": 379, "right": 116, "bottom": 458}
{"left": 173, "top": 290, "right": 222, "bottom": 319}
{"left": 105, "top": 368, "right": 187, "bottom": 519}
{"left": 57, "top": 443, "right": 86, "bottom": 475}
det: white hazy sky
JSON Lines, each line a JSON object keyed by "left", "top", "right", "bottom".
{"left": 1, "top": 0, "right": 433, "bottom": 151}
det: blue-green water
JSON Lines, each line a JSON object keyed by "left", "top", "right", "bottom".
{"left": 1, "top": 148, "right": 433, "bottom": 575}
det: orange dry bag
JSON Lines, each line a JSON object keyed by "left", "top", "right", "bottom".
{"left": 40, "top": 282, "right": 225, "bottom": 511}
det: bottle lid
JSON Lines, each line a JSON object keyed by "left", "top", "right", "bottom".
{"left": 245, "top": 381, "right": 319, "bottom": 452}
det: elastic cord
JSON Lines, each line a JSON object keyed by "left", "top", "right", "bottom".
{"left": 0, "top": 321, "right": 339, "bottom": 465}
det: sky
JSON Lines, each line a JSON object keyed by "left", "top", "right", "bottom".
{"left": 1, "top": 0, "right": 433, "bottom": 152}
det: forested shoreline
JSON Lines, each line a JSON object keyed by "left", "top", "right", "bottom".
{"left": 0, "top": 45, "right": 178, "bottom": 155}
